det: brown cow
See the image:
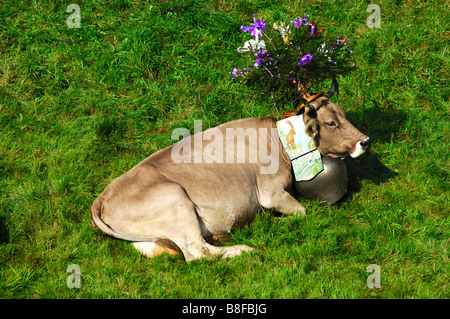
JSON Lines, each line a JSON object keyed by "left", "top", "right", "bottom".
{"left": 92, "top": 84, "right": 370, "bottom": 261}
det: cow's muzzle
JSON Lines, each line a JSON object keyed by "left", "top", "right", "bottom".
{"left": 350, "top": 137, "right": 371, "bottom": 158}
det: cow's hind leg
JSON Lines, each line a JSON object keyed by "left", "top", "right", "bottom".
{"left": 132, "top": 239, "right": 182, "bottom": 258}
{"left": 132, "top": 233, "right": 255, "bottom": 261}
{"left": 124, "top": 181, "right": 254, "bottom": 261}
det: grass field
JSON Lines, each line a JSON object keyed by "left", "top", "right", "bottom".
{"left": 0, "top": 0, "right": 448, "bottom": 298}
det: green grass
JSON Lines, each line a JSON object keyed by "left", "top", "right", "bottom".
{"left": 0, "top": 0, "right": 448, "bottom": 298}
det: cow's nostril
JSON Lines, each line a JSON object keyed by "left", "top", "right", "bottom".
{"left": 360, "top": 137, "right": 371, "bottom": 149}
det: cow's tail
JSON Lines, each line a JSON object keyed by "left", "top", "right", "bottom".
{"left": 91, "top": 196, "right": 154, "bottom": 243}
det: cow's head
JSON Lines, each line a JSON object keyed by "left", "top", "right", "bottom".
{"left": 302, "top": 82, "right": 371, "bottom": 159}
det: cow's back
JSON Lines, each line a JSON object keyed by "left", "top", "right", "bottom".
{"left": 138, "top": 117, "right": 291, "bottom": 235}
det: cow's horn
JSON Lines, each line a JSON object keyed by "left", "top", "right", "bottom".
{"left": 299, "top": 92, "right": 324, "bottom": 115}
{"left": 324, "top": 78, "right": 339, "bottom": 99}
{"left": 305, "top": 104, "right": 315, "bottom": 114}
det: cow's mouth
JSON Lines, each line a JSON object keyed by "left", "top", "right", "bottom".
{"left": 324, "top": 152, "right": 348, "bottom": 160}
{"left": 349, "top": 137, "right": 371, "bottom": 158}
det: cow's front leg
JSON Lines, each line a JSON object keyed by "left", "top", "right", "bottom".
{"left": 261, "top": 190, "right": 306, "bottom": 215}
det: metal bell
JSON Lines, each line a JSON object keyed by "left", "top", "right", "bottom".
{"left": 295, "top": 156, "right": 348, "bottom": 204}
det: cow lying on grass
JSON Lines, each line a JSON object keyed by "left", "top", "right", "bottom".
{"left": 92, "top": 84, "right": 370, "bottom": 261}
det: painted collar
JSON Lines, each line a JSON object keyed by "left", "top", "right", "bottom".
{"left": 276, "top": 115, "right": 323, "bottom": 181}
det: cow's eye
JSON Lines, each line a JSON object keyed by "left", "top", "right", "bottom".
{"left": 325, "top": 120, "right": 336, "bottom": 127}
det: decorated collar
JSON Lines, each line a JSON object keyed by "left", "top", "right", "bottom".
{"left": 276, "top": 115, "right": 323, "bottom": 181}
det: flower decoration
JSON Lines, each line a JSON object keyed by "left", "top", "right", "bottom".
{"left": 298, "top": 53, "right": 313, "bottom": 66}
{"left": 240, "top": 14, "right": 266, "bottom": 38}
{"left": 231, "top": 14, "right": 355, "bottom": 108}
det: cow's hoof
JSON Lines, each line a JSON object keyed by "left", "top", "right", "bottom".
{"left": 221, "top": 245, "right": 256, "bottom": 259}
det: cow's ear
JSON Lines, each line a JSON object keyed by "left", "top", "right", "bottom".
{"left": 305, "top": 119, "right": 319, "bottom": 137}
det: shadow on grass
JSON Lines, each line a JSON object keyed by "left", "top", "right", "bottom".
{"left": 344, "top": 152, "right": 398, "bottom": 200}
{"left": 340, "top": 107, "right": 407, "bottom": 201}
{"left": 0, "top": 216, "right": 9, "bottom": 244}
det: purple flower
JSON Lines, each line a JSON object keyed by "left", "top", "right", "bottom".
{"left": 293, "top": 14, "right": 315, "bottom": 35}
{"left": 294, "top": 17, "right": 303, "bottom": 28}
{"left": 292, "top": 13, "right": 315, "bottom": 35}
{"left": 240, "top": 25, "right": 262, "bottom": 37}
{"left": 294, "top": 14, "right": 310, "bottom": 28}
{"left": 298, "top": 53, "right": 313, "bottom": 65}
{"left": 253, "top": 57, "right": 264, "bottom": 68}
{"left": 230, "top": 67, "right": 251, "bottom": 77}
{"left": 254, "top": 18, "right": 266, "bottom": 31}
{"left": 252, "top": 50, "right": 268, "bottom": 68}
{"left": 241, "top": 14, "right": 266, "bottom": 38}
{"left": 254, "top": 49, "right": 267, "bottom": 57}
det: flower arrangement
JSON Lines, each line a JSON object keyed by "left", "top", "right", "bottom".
{"left": 232, "top": 14, "right": 355, "bottom": 109}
